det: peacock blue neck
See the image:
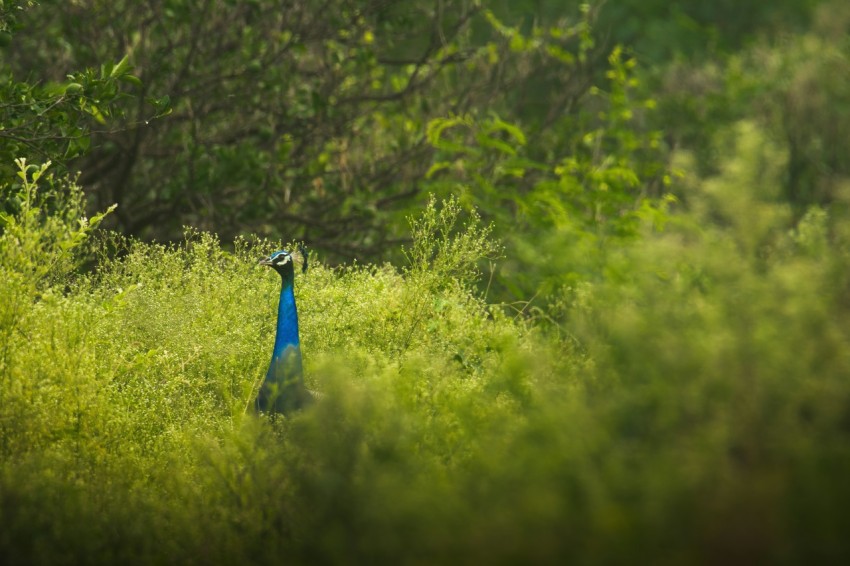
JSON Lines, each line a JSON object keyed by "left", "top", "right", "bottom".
{"left": 257, "top": 250, "right": 310, "bottom": 414}
{"left": 271, "top": 274, "right": 300, "bottom": 361}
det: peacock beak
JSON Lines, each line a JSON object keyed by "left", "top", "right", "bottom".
{"left": 259, "top": 256, "right": 273, "bottom": 266}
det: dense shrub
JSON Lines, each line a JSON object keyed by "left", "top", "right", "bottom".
{"left": 3, "top": 1, "right": 850, "bottom": 563}
{"left": 2, "top": 147, "right": 850, "bottom": 563}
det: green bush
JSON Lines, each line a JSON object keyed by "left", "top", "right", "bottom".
{"left": 422, "top": 44, "right": 671, "bottom": 305}
{"left": 2, "top": 142, "right": 850, "bottom": 563}
{"left": 651, "top": 0, "right": 850, "bottom": 214}
{"left": 4, "top": 1, "right": 850, "bottom": 562}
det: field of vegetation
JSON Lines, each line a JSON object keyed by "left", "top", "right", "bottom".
{"left": 3, "top": 0, "right": 850, "bottom": 563}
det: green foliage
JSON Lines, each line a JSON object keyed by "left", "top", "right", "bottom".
{"left": 747, "top": 4, "right": 850, "bottom": 210}
{"left": 0, "top": 160, "right": 114, "bottom": 486}
{"left": 0, "top": 53, "right": 152, "bottom": 177}
{"left": 594, "top": 0, "right": 819, "bottom": 62}
{"left": 423, "top": 39, "right": 670, "bottom": 302}
{"left": 404, "top": 195, "right": 500, "bottom": 287}
{"left": 651, "top": 0, "right": 850, "bottom": 213}
{"left": 2, "top": 0, "right": 615, "bottom": 254}
{"left": 556, "top": 124, "right": 850, "bottom": 562}
{"left": 3, "top": 141, "right": 850, "bottom": 561}
{"left": 0, "top": 0, "right": 35, "bottom": 34}
{"left": 3, "top": 1, "right": 850, "bottom": 563}
{"left": 0, "top": 159, "right": 114, "bottom": 279}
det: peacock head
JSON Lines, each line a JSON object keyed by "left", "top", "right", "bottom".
{"left": 259, "top": 246, "right": 308, "bottom": 279}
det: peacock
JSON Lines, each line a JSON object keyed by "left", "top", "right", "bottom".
{"left": 255, "top": 246, "right": 314, "bottom": 415}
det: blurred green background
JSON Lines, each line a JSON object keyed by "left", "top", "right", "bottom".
{"left": 2, "top": 0, "right": 850, "bottom": 563}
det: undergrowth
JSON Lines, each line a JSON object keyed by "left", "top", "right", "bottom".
{"left": 2, "top": 146, "right": 850, "bottom": 563}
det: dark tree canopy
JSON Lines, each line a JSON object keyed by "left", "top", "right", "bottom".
{"left": 4, "top": 0, "right": 606, "bottom": 259}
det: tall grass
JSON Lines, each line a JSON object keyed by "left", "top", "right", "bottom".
{"left": 2, "top": 146, "right": 850, "bottom": 563}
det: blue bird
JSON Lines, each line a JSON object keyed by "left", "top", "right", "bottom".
{"left": 256, "top": 247, "right": 313, "bottom": 415}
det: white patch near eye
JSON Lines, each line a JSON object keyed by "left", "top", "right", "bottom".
{"left": 273, "top": 253, "right": 292, "bottom": 265}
